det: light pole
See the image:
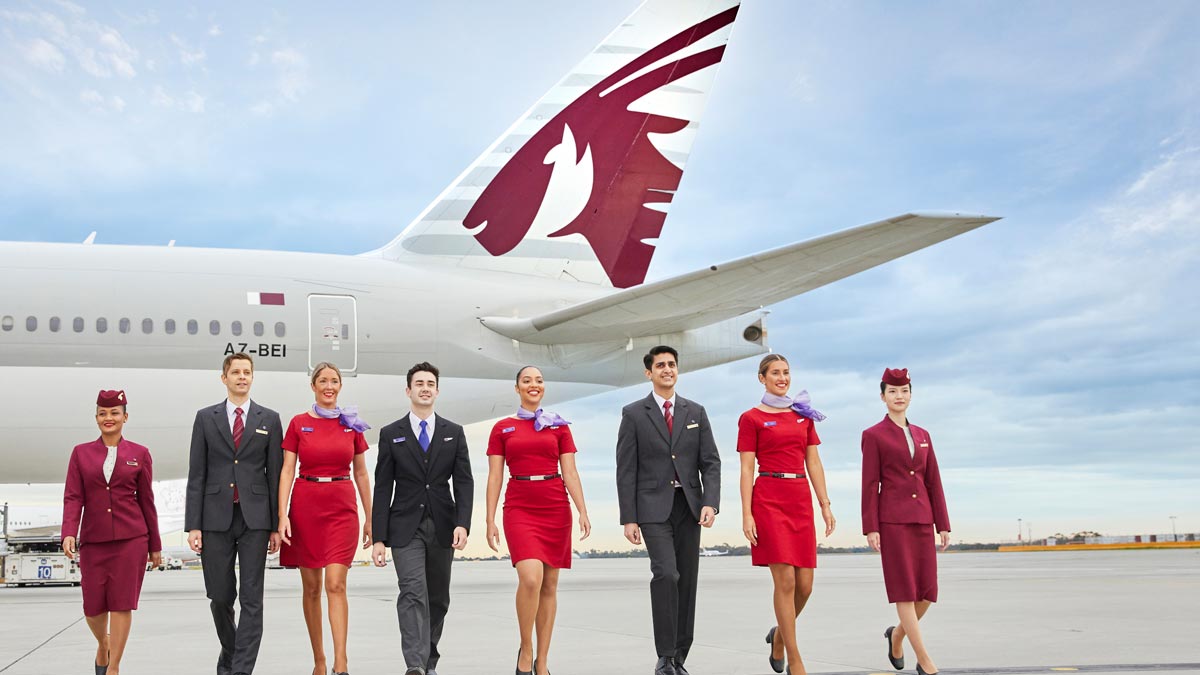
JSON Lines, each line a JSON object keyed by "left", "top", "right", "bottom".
{"left": 1170, "top": 516, "right": 1178, "bottom": 542}
{"left": 1018, "top": 518, "right": 1022, "bottom": 544}
{"left": 1027, "top": 522, "right": 1033, "bottom": 544}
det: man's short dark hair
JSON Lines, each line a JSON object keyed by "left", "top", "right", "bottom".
{"left": 407, "top": 361, "right": 440, "bottom": 388}
{"left": 223, "top": 353, "right": 254, "bottom": 375}
{"left": 643, "top": 345, "right": 679, "bottom": 371}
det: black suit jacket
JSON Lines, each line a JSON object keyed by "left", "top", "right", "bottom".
{"left": 185, "top": 401, "right": 284, "bottom": 532}
{"left": 615, "top": 393, "right": 721, "bottom": 525}
{"left": 372, "top": 414, "right": 474, "bottom": 549}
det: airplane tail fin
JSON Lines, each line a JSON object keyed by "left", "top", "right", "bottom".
{"left": 362, "top": 0, "right": 742, "bottom": 288}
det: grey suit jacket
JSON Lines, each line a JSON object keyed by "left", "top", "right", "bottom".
{"left": 372, "top": 414, "right": 474, "bottom": 549}
{"left": 185, "top": 401, "right": 284, "bottom": 532}
{"left": 615, "top": 393, "right": 721, "bottom": 525}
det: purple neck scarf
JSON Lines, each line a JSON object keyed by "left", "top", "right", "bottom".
{"left": 762, "top": 390, "right": 826, "bottom": 422}
{"left": 312, "top": 403, "right": 371, "bottom": 433}
{"left": 516, "top": 407, "right": 571, "bottom": 431}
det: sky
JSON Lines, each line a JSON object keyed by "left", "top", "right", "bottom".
{"left": 1, "top": 1, "right": 1197, "bottom": 554}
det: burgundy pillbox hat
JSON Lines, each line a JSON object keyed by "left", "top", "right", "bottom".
{"left": 96, "top": 389, "right": 127, "bottom": 407}
{"left": 881, "top": 368, "right": 910, "bottom": 386}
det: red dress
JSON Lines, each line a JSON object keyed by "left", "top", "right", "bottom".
{"left": 280, "top": 414, "right": 368, "bottom": 568}
{"left": 487, "top": 418, "right": 577, "bottom": 568}
{"left": 737, "top": 408, "right": 821, "bottom": 568}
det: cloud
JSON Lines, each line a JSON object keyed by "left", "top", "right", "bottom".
{"left": 78, "top": 86, "right": 124, "bottom": 112}
{"left": 208, "top": 24, "right": 222, "bottom": 37}
{"left": 23, "top": 38, "right": 66, "bottom": 73}
{"left": 271, "top": 47, "right": 309, "bottom": 102}
{"left": 1, "top": 3, "right": 139, "bottom": 79}
{"left": 170, "top": 33, "right": 205, "bottom": 67}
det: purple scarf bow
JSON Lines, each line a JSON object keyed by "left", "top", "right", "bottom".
{"left": 762, "top": 390, "right": 827, "bottom": 422}
{"left": 312, "top": 403, "right": 371, "bottom": 433}
{"left": 516, "top": 407, "right": 571, "bottom": 431}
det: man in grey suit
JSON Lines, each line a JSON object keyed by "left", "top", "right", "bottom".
{"left": 616, "top": 345, "right": 721, "bottom": 675}
{"left": 371, "top": 362, "right": 474, "bottom": 675}
{"left": 186, "top": 353, "right": 284, "bottom": 675}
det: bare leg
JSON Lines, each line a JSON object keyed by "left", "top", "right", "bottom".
{"left": 84, "top": 613, "right": 110, "bottom": 668}
{"left": 534, "top": 565, "right": 560, "bottom": 675}
{"left": 768, "top": 564, "right": 804, "bottom": 675}
{"left": 299, "top": 567, "right": 327, "bottom": 675}
{"left": 105, "top": 611, "right": 132, "bottom": 675}
{"left": 325, "top": 564, "right": 350, "bottom": 673}
{"left": 514, "top": 560, "right": 543, "bottom": 672}
{"left": 892, "top": 600, "right": 930, "bottom": 644}
{"left": 896, "top": 601, "right": 937, "bottom": 673}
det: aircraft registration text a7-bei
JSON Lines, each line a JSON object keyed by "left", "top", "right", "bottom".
{"left": 0, "top": 0, "right": 997, "bottom": 482}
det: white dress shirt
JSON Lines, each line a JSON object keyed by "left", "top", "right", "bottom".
{"left": 651, "top": 391, "right": 677, "bottom": 418}
{"left": 409, "top": 411, "right": 437, "bottom": 444}
{"left": 103, "top": 445, "right": 118, "bottom": 483}
{"left": 226, "top": 399, "right": 253, "bottom": 433}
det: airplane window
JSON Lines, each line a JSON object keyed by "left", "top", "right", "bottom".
{"left": 1, "top": 315, "right": 13, "bottom": 331}
{"left": 165, "top": 319, "right": 176, "bottom": 335}
{"left": 73, "top": 317, "right": 84, "bottom": 333}
{"left": 142, "top": 318, "right": 153, "bottom": 334}
{"left": 231, "top": 320, "right": 243, "bottom": 336}
{"left": 187, "top": 319, "right": 198, "bottom": 335}
{"left": 253, "top": 321, "right": 264, "bottom": 337}
{"left": 96, "top": 317, "right": 107, "bottom": 333}
{"left": 210, "top": 320, "right": 220, "bottom": 335}
{"left": 49, "top": 316, "right": 61, "bottom": 332}
{"left": 274, "top": 322, "right": 286, "bottom": 338}
{"left": 26, "top": 316, "right": 36, "bottom": 331}
{"left": 119, "top": 318, "right": 131, "bottom": 334}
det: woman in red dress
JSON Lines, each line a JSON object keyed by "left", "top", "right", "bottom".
{"left": 62, "top": 390, "right": 162, "bottom": 675}
{"left": 861, "top": 368, "right": 950, "bottom": 675}
{"left": 485, "top": 366, "right": 591, "bottom": 675}
{"left": 277, "top": 362, "right": 373, "bottom": 675}
{"left": 738, "top": 355, "right": 835, "bottom": 675}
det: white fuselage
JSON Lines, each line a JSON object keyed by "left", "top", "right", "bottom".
{"left": 0, "top": 241, "right": 765, "bottom": 481}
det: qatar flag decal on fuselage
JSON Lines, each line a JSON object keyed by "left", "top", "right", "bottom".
{"left": 462, "top": 6, "right": 739, "bottom": 289}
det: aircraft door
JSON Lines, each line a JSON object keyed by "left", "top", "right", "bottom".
{"left": 307, "top": 294, "right": 357, "bottom": 375}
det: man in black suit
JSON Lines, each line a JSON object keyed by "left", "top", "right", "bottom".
{"left": 616, "top": 345, "right": 722, "bottom": 675}
{"left": 372, "top": 362, "right": 474, "bottom": 675}
{"left": 186, "top": 353, "right": 284, "bottom": 675}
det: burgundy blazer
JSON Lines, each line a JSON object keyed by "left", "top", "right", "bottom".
{"left": 860, "top": 417, "right": 950, "bottom": 535}
{"left": 62, "top": 437, "right": 163, "bottom": 552}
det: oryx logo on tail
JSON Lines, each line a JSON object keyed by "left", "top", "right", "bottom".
{"left": 463, "top": 6, "right": 739, "bottom": 288}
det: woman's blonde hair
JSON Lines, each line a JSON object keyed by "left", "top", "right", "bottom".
{"left": 310, "top": 361, "right": 342, "bottom": 385}
{"left": 758, "top": 353, "right": 788, "bottom": 376}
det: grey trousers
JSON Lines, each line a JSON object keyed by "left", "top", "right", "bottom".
{"left": 201, "top": 503, "right": 270, "bottom": 675}
{"left": 392, "top": 516, "right": 455, "bottom": 670}
{"left": 640, "top": 488, "right": 701, "bottom": 663}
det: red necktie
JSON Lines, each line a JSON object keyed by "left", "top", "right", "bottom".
{"left": 663, "top": 400, "right": 673, "bottom": 433}
{"left": 232, "top": 407, "right": 243, "bottom": 503}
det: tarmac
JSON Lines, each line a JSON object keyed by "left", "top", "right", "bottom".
{"left": 1, "top": 549, "right": 1196, "bottom": 675}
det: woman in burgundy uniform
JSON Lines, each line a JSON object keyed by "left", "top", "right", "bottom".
{"left": 62, "top": 390, "right": 162, "bottom": 675}
{"left": 861, "top": 368, "right": 950, "bottom": 675}
{"left": 277, "top": 362, "right": 373, "bottom": 675}
{"left": 738, "top": 355, "right": 834, "bottom": 675}
{"left": 485, "top": 366, "right": 591, "bottom": 675}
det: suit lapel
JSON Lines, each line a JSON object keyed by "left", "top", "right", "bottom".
{"left": 642, "top": 395, "right": 670, "bottom": 445}
{"left": 212, "top": 403, "right": 235, "bottom": 452}
{"left": 399, "top": 418, "right": 427, "bottom": 469}
{"left": 669, "top": 397, "right": 689, "bottom": 447}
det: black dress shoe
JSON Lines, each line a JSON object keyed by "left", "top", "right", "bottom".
{"left": 404, "top": 668, "right": 425, "bottom": 675}
{"left": 654, "top": 656, "right": 677, "bottom": 675}
{"left": 884, "top": 625, "right": 904, "bottom": 670}
{"left": 673, "top": 659, "right": 689, "bottom": 675}
{"left": 917, "top": 664, "right": 938, "bottom": 675}
{"left": 516, "top": 647, "right": 533, "bottom": 675}
{"left": 94, "top": 663, "right": 107, "bottom": 675}
{"left": 765, "top": 626, "right": 784, "bottom": 673}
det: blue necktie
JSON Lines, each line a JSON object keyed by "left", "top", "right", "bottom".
{"left": 418, "top": 420, "right": 430, "bottom": 452}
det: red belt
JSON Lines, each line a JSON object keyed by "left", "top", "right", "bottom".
{"left": 511, "top": 473, "right": 561, "bottom": 481}
{"left": 758, "top": 471, "right": 806, "bottom": 479}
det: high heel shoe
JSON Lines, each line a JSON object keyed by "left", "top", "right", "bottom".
{"left": 884, "top": 626, "right": 904, "bottom": 670}
{"left": 515, "top": 647, "right": 532, "bottom": 675}
{"left": 765, "top": 626, "right": 784, "bottom": 673}
{"left": 917, "top": 663, "right": 938, "bottom": 675}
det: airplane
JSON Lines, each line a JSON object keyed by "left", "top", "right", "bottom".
{"left": 1, "top": 480, "right": 186, "bottom": 538}
{"left": 698, "top": 547, "right": 729, "bottom": 557}
{"left": 0, "top": 0, "right": 997, "bottom": 483}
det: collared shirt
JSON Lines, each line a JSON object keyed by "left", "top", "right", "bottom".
{"left": 103, "top": 445, "right": 118, "bottom": 483}
{"left": 651, "top": 391, "right": 677, "bottom": 418}
{"left": 226, "top": 399, "right": 253, "bottom": 433}
{"left": 903, "top": 426, "right": 916, "bottom": 459}
{"left": 409, "top": 411, "right": 437, "bottom": 439}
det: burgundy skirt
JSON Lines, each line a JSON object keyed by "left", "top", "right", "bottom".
{"left": 879, "top": 522, "right": 938, "bottom": 603}
{"left": 503, "top": 478, "right": 572, "bottom": 569}
{"left": 79, "top": 534, "right": 149, "bottom": 616}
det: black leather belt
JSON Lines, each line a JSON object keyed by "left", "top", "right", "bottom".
{"left": 299, "top": 474, "right": 351, "bottom": 482}
{"left": 511, "top": 473, "right": 561, "bottom": 481}
{"left": 758, "top": 471, "right": 806, "bottom": 479}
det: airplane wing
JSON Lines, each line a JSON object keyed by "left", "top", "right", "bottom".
{"left": 481, "top": 212, "right": 999, "bottom": 345}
